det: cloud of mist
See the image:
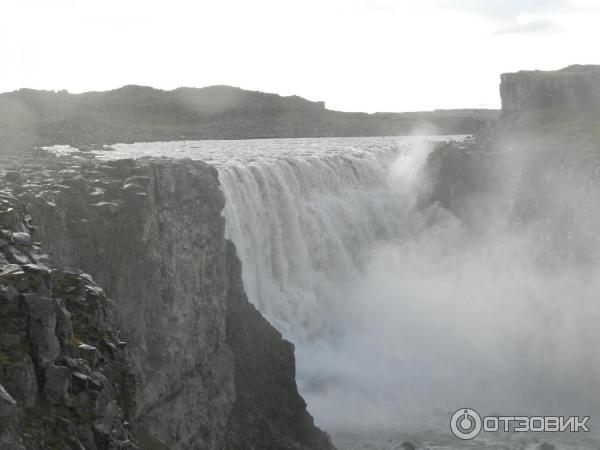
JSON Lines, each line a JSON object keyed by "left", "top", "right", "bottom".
{"left": 293, "top": 135, "right": 600, "bottom": 433}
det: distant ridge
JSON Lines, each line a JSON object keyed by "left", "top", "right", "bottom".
{"left": 0, "top": 84, "right": 498, "bottom": 152}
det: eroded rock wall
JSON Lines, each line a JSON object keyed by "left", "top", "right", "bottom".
{"left": 500, "top": 65, "right": 600, "bottom": 116}
{"left": 1, "top": 153, "right": 333, "bottom": 450}
{"left": 0, "top": 190, "right": 137, "bottom": 450}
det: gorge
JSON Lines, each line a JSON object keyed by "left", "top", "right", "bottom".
{"left": 2, "top": 65, "right": 600, "bottom": 450}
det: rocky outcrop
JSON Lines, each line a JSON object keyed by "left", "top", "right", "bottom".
{"left": 0, "top": 153, "right": 334, "bottom": 450}
{"left": 426, "top": 65, "right": 600, "bottom": 268}
{"left": 0, "top": 190, "right": 137, "bottom": 449}
{"left": 425, "top": 137, "right": 508, "bottom": 231}
{"left": 224, "top": 243, "right": 334, "bottom": 450}
{"left": 500, "top": 65, "right": 600, "bottom": 115}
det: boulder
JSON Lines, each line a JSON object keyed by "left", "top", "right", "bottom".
{"left": 12, "top": 232, "right": 32, "bottom": 248}
{"left": 76, "top": 343, "right": 101, "bottom": 367}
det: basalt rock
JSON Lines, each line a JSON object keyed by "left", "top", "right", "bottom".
{"left": 0, "top": 153, "right": 334, "bottom": 450}
{"left": 0, "top": 190, "right": 137, "bottom": 450}
{"left": 500, "top": 65, "right": 600, "bottom": 118}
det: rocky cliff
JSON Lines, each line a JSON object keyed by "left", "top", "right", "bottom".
{"left": 500, "top": 65, "right": 600, "bottom": 116}
{"left": 0, "top": 153, "right": 333, "bottom": 450}
{"left": 0, "top": 189, "right": 137, "bottom": 449}
{"left": 427, "top": 65, "right": 600, "bottom": 267}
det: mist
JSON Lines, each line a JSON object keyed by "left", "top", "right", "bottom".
{"left": 302, "top": 137, "right": 600, "bottom": 434}
{"left": 216, "top": 135, "right": 600, "bottom": 433}
{"left": 78, "top": 133, "right": 600, "bottom": 445}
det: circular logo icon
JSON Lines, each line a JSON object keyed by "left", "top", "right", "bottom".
{"left": 450, "top": 408, "right": 482, "bottom": 440}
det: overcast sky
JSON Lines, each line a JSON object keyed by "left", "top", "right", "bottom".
{"left": 1, "top": 0, "right": 598, "bottom": 112}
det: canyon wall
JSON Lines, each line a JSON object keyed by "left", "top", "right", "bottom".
{"left": 500, "top": 65, "right": 600, "bottom": 116}
{"left": 0, "top": 189, "right": 137, "bottom": 449}
{"left": 0, "top": 154, "right": 333, "bottom": 450}
{"left": 427, "top": 65, "right": 600, "bottom": 267}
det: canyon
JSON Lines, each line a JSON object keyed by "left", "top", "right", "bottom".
{"left": 1, "top": 64, "right": 600, "bottom": 449}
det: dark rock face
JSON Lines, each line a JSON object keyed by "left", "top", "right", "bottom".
{"left": 0, "top": 153, "right": 334, "bottom": 450}
{"left": 0, "top": 191, "right": 137, "bottom": 450}
{"left": 500, "top": 65, "right": 600, "bottom": 115}
{"left": 20, "top": 158, "right": 237, "bottom": 449}
{"left": 224, "top": 242, "right": 333, "bottom": 450}
{"left": 425, "top": 137, "right": 507, "bottom": 227}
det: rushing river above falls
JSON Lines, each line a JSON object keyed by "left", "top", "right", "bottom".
{"left": 46, "top": 136, "right": 600, "bottom": 449}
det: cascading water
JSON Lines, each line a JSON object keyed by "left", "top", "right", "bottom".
{"left": 217, "top": 138, "right": 439, "bottom": 341}
{"left": 66, "top": 136, "right": 600, "bottom": 449}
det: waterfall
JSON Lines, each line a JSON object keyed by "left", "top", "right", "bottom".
{"left": 75, "top": 136, "right": 600, "bottom": 442}
{"left": 217, "top": 138, "right": 440, "bottom": 340}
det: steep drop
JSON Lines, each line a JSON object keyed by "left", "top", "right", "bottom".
{"left": 90, "top": 136, "right": 600, "bottom": 450}
{"left": 1, "top": 154, "right": 333, "bottom": 450}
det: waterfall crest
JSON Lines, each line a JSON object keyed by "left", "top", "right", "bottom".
{"left": 78, "top": 135, "right": 600, "bottom": 441}
{"left": 218, "top": 137, "right": 444, "bottom": 340}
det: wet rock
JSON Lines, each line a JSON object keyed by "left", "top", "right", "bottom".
{"left": 23, "top": 293, "right": 60, "bottom": 367}
{"left": 122, "top": 183, "right": 143, "bottom": 193}
{"left": 12, "top": 232, "right": 32, "bottom": 248}
{"left": 3, "top": 245, "right": 29, "bottom": 265}
{"left": 0, "top": 207, "right": 18, "bottom": 229}
{"left": 124, "top": 176, "right": 151, "bottom": 187}
{"left": 88, "top": 375, "right": 104, "bottom": 391}
{"left": 93, "top": 423, "right": 112, "bottom": 448}
{"left": 90, "top": 201, "right": 122, "bottom": 215}
{"left": 224, "top": 242, "right": 334, "bottom": 450}
{"left": 51, "top": 268, "right": 82, "bottom": 292}
{"left": 65, "top": 436, "right": 87, "bottom": 450}
{"left": 76, "top": 343, "right": 101, "bottom": 366}
{"left": 0, "top": 444, "right": 25, "bottom": 450}
{"left": 0, "top": 266, "right": 27, "bottom": 294}
{"left": 71, "top": 371, "right": 89, "bottom": 382}
{"left": 2, "top": 357, "right": 38, "bottom": 408}
{"left": 0, "top": 253, "right": 9, "bottom": 269}
{"left": 21, "top": 263, "right": 50, "bottom": 276}
{"left": 0, "top": 383, "right": 17, "bottom": 417}
{"left": 44, "top": 364, "right": 70, "bottom": 404}
{"left": 0, "top": 284, "right": 18, "bottom": 302}
{"left": 55, "top": 299, "right": 74, "bottom": 342}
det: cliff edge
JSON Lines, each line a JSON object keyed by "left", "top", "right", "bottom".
{"left": 427, "top": 64, "right": 600, "bottom": 268}
{"left": 0, "top": 154, "right": 334, "bottom": 449}
{"left": 500, "top": 65, "right": 600, "bottom": 117}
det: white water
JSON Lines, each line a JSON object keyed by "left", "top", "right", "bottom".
{"left": 47, "top": 136, "right": 600, "bottom": 449}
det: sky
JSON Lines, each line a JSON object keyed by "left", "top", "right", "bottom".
{"left": 0, "top": 0, "right": 599, "bottom": 112}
